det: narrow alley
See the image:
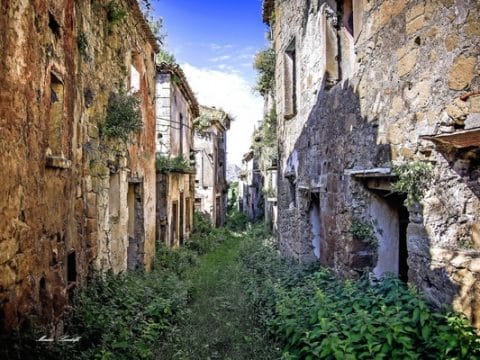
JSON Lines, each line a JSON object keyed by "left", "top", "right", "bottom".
{"left": 1, "top": 0, "right": 480, "bottom": 359}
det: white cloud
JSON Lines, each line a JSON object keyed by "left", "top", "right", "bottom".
{"left": 210, "top": 54, "right": 232, "bottom": 62}
{"left": 182, "top": 63, "right": 263, "bottom": 166}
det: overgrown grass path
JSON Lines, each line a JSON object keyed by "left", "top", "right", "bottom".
{"left": 157, "top": 233, "right": 279, "bottom": 360}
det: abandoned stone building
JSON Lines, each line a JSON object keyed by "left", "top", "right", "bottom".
{"left": 155, "top": 63, "right": 198, "bottom": 246}
{"left": 263, "top": 0, "right": 480, "bottom": 327}
{"left": 0, "top": 0, "right": 158, "bottom": 332}
{"left": 239, "top": 149, "right": 264, "bottom": 221}
{"left": 194, "top": 106, "right": 231, "bottom": 227}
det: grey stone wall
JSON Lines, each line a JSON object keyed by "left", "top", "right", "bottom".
{"left": 272, "top": 0, "right": 480, "bottom": 327}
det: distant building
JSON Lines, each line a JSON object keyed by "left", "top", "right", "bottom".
{"left": 194, "top": 106, "right": 231, "bottom": 227}
{"left": 239, "top": 150, "right": 264, "bottom": 221}
{"left": 155, "top": 63, "right": 198, "bottom": 246}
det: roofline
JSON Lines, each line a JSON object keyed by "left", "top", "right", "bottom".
{"left": 157, "top": 63, "right": 200, "bottom": 118}
{"left": 128, "top": 0, "right": 160, "bottom": 53}
{"left": 199, "top": 105, "right": 232, "bottom": 130}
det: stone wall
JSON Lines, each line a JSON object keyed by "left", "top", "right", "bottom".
{"left": 271, "top": 0, "right": 480, "bottom": 327}
{"left": 0, "top": 0, "right": 157, "bottom": 332}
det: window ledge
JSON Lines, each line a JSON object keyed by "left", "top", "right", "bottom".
{"left": 46, "top": 155, "right": 72, "bottom": 169}
{"left": 421, "top": 127, "right": 480, "bottom": 148}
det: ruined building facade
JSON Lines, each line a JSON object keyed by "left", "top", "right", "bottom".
{"left": 194, "top": 106, "right": 231, "bottom": 227}
{"left": 264, "top": 0, "right": 480, "bottom": 327}
{"left": 155, "top": 63, "right": 198, "bottom": 246}
{"left": 0, "top": 0, "right": 158, "bottom": 331}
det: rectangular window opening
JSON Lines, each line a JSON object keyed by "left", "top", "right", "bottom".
{"left": 284, "top": 39, "right": 297, "bottom": 119}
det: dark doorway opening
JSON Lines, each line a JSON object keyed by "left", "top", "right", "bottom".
{"left": 171, "top": 201, "right": 178, "bottom": 246}
{"left": 369, "top": 189, "right": 409, "bottom": 282}
{"left": 179, "top": 193, "right": 185, "bottom": 246}
{"left": 127, "top": 182, "right": 145, "bottom": 270}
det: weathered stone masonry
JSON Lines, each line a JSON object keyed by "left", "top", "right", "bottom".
{"left": 0, "top": 0, "right": 158, "bottom": 331}
{"left": 267, "top": 0, "right": 480, "bottom": 327}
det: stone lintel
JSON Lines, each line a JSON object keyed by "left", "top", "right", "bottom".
{"left": 345, "top": 167, "right": 393, "bottom": 178}
{"left": 45, "top": 155, "right": 72, "bottom": 169}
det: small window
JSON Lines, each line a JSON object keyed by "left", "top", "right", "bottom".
{"left": 48, "top": 12, "right": 61, "bottom": 39}
{"left": 130, "top": 65, "right": 140, "bottom": 93}
{"left": 48, "top": 73, "right": 64, "bottom": 155}
{"left": 67, "top": 251, "right": 77, "bottom": 283}
{"left": 284, "top": 39, "right": 297, "bottom": 119}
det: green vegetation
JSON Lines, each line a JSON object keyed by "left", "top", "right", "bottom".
{"left": 2, "top": 214, "right": 479, "bottom": 360}
{"left": 156, "top": 50, "right": 176, "bottom": 64}
{"left": 155, "top": 155, "right": 192, "bottom": 173}
{"left": 76, "top": 32, "right": 89, "bottom": 60}
{"left": 239, "top": 234, "right": 480, "bottom": 360}
{"left": 392, "top": 160, "right": 433, "bottom": 207}
{"left": 350, "top": 218, "right": 379, "bottom": 249}
{"left": 106, "top": 0, "right": 126, "bottom": 25}
{"left": 253, "top": 47, "right": 276, "bottom": 96}
{"left": 101, "top": 90, "right": 142, "bottom": 142}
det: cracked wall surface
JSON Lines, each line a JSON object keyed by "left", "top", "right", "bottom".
{"left": 0, "top": 0, "right": 157, "bottom": 332}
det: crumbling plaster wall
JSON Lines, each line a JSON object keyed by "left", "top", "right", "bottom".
{"left": 273, "top": 0, "right": 480, "bottom": 326}
{"left": 0, "top": 0, "right": 157, "bottom": 331}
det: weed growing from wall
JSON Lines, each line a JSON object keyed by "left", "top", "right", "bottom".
{"left": 155, "top": 155, "right": 192, "bottom": 173}
{"left": 350, "top": 218, "right": 379, "bottom": 249}
{"left": 76, "top": 32, "right": 89, "bottom": 61}
{"left": 105, "top": 0, "right": 126, "bottom": 24}
{"left": 392, "top": 160, "right": 433, "bottom": 207}
{"left": 253, "top": 47, "right": 276, "bottom": 96}
{"left": 101, "top": 90, "right": 142, "bottom": 142}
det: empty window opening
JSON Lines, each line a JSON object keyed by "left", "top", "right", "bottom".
{"left": 109, "top": 173, "right": 120, "bottom": 218}
{"left": 195, "top": 198, "right": 202, "bottom": 211}
{"left": 288, "top": 178, "right": 297, "bottom": 208}
{"left": 67, "top": 251, "right": 77, "bottom": 283}
{"left": 284, "top": 39, "right": 297, "bottom": 119}
{"left": 340, "top": 0, "right": 354, "bottom": 36}
{"left": 179, "top": 113, "right": 184, "bottom": 156}
{"left": 324, "top": 4, "right": 340, "bottom": 88}
{"left": 48, "top": 12, "right": 61, "bottom": 39}
{"left": 48, "top": 73, "right": 64, "bottom": 155}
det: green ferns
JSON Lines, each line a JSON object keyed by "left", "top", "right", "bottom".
{"left": 102, "top": 91, "right": 142, "bottom": 142}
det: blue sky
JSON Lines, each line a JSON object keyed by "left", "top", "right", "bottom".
{"left": 151, "top": 0, "right": 268, "bottom": 166}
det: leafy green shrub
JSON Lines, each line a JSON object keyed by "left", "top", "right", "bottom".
{"left": 106, "top": 0, "right": 126, "bottom": 24}
{"left": 392, "top": 160, "right": 432, "bottom": 207}
{"left": 186, "top": 214, "right": 232, "bottom": 255}
{"left": 101, "top": 91, "right": 142, "bottom": 142}
{"left": 155, "top": 155, "right": 192, "bottom": 173}
{"left": 225, "top": 209, "right": 248, "bottom": 232}
{"left": 77, "top": 32, "right": 89, "bottom": 60}
{"left": 350, "top": 218, "right": 379, "bottom": 249}
{"left": 254, "top": 48, "right": 276, "bottom": 96}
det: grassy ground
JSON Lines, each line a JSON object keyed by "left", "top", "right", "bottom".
{"left": 156, "top": 231, "right": 280, "bottom": 360}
